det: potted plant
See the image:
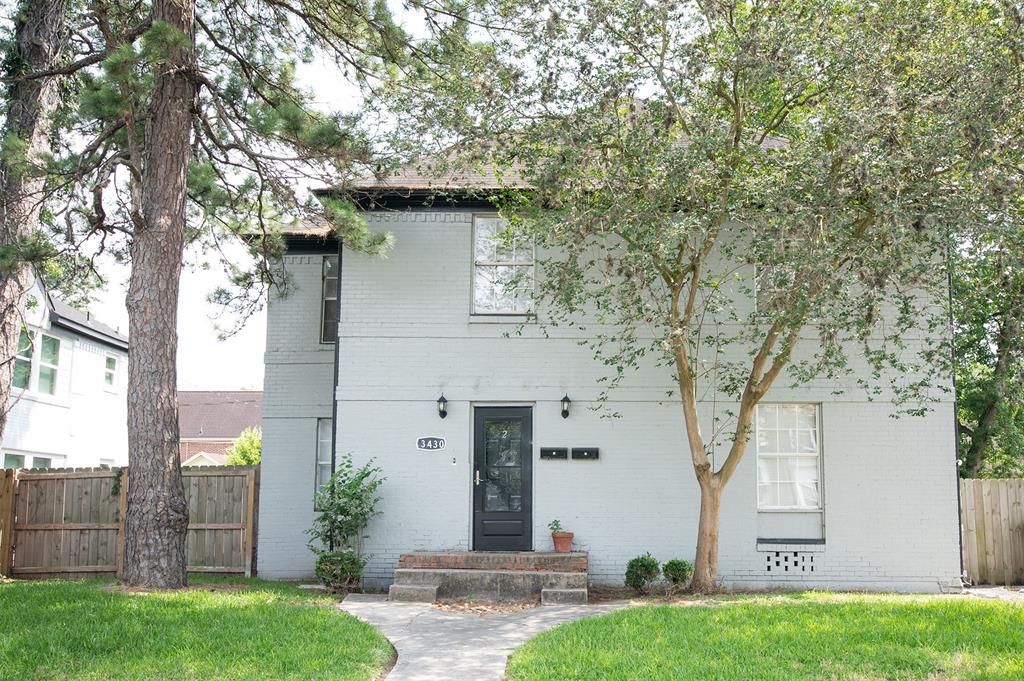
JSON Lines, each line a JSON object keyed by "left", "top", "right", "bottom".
{"left": 548, "top": 519, "right": 574, "bottom": 553}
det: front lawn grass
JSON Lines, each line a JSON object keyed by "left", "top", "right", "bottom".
{"left": 506, "top": 592, "right": 1024, "bottom": 681}
{"left": 0, "top": 576, "right": 392, "bottom": 680}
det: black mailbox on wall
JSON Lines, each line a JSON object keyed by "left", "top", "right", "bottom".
{"left": 571, "top": 447, "right": 599, "bottom": 460}
{"left": 540, "top": 447, "right": 568, "bottom": 460}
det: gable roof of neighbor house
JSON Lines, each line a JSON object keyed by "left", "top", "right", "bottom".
{"left": 46, "top": 292, "right": 129, "bottom": 351}
{"left": 178, "top": 391, "right": 262, "bottom": 440}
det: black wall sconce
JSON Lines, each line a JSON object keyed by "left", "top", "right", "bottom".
{"left": 437, "top": 394, "right": 448, "bottom": 419}
{"left": 560, "top": 394, "right": 571, "bottom": 419}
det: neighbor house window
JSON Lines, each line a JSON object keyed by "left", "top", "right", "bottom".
{"left": 12, "top": 327, "right": 32, "bottom": 390}
{"left": 37, "top": 335, "right": 60, "bottom": 395}
{"left": 104, "top": 355, "right": 118, "bottom": 388}
{"left": 472, "top": 215, "right": 534, "bottom": 314}
{"left": 321, "top": 255, "right": 339, "bottom": 343}
{"left": 4, "top": 453, "right": 55, "bottom": 469}
{"left": 315, "top": 418, "right": 333, "bottom": 497}
{"left": 756, "top": 404, "right": 821, "bottom": 510}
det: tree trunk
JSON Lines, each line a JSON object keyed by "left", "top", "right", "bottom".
{"left": 691, "top": 478, "right": 722, "bottom": 593}
{"left": 965, "top": 305, "right": 1021, "bottom": 477}
{"left": 0, "top": 0, "right": 69, "bottom": 444}
{"left": 122, "top": 0, "right": 197, "bottom": 588}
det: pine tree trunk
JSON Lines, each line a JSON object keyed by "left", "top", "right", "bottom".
{"left": 691, "top": 479, "right": 722, "bottom": 593}
{"left": 122, "top": 0, "right": 197, "bottom": 588}
{"left": 0, "top": 0, "right": 69, "bottom": 445}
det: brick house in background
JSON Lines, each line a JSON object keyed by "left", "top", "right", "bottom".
{"left": 179, "top": 391, "right": 262, "bottom": 466}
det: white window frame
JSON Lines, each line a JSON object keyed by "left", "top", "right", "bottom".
{"left": 36, "top": 334, "right": 61, "bottom": 396}
{"left": 314, "top": 418, "right": 333, "bottom": 501}
{"left": 471, "top": 214, "right": 535, "bottom": 315}
{"left": 104, "top": 354, "right": 118, "bottom": 391}
{"left": 755, "top": 403, "right": 822, "bottom": 511}
{"left": 3, "top": 452, "right": 25, "bottom": 468}
{"left": 321, "top": 255, "right": 339, "bottom": 344}
{"left": 12, "top": 327, "right": 32, "bottom": 391}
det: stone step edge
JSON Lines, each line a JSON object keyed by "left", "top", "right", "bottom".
{"left": 541, "top": 588, "right": 588, "bottom": 605}
{"left": 394, "top": 568, "right": 589, "bottom": 579}
{"left": 388, "top": 584, "right": 438, "bottom": 603}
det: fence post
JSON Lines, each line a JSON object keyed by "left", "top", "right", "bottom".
{"left": 115, "top": 470, "right": 129, "bottom": 579}
{"left": 0, "top": 470, "right": 18, "bottom": 577}
{"left": 244, "top": 468, "right": 257, "bottom": 577}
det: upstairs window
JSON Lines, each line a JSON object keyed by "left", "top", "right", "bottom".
{"left": 321, "top": 255, "right": 339, "bottom": 343}
{"left": 756, "top": 404, "right": 821, "bottom": 510}
{"left": 38, "top": 335, "right": 60, "bottom": 395}
{"left": 104, "top": 355, "right": 118, "bottom": 388}
{"left": 13, "top": 328, "right": 32, "bottom": 390}
{"left": 472, "top": 215, "right": 534, "bottom": 314}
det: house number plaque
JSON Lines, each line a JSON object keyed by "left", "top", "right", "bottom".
{"left": 416, "top": 436, "right": 446, "bottom": 451}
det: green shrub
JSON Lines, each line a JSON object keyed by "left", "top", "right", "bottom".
{"left": 624, "top": 553, "right": 660, "bottom": 593}
{"left": 226, "top": 426, "right": 261, "bottom": 465}
{"left": 314, "top": 550, "right": 366, "bottom": 593}
{"left": 662, "top": 559, "right": 693, "bottom": 587}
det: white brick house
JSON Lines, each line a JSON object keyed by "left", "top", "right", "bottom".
{"left": 2, "top": 279, "right": 129, "bottom": 469}
{"left": 257, "top": 178, "right": 963, "bottom": 593}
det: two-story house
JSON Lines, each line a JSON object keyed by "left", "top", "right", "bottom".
{"left": 256, "top": 167, "right": 962, "bottom": 597}
{"left": 2, "top": 279, "right": 129, "bottom": 469}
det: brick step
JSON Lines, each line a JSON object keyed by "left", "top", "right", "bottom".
{"left": 399, "top": 551, "right": 588, "bottom": 573}
{"left": 393, "top": 568, "right": 587, "bottom": 602}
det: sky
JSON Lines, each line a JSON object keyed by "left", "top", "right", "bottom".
{"left": 89, "top": 245, "right": 268, "bottom": 391}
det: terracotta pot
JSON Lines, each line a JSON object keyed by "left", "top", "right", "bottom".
{"left": 551, "top": 531, "right": 574, "bottom": 553}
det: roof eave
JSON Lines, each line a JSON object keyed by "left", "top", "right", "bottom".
{"left": 49, "top": 314, "right": 129, "bottom": 352}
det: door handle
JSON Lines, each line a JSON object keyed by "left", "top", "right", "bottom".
{"left": 474, "top": 470, "right": 481, "bottom": 486}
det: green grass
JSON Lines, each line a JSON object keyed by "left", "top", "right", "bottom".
{"left": 506, "top": 593, "right": 1024, "bottom": 681}
{"left": 0, "top": 576, "right": 392, "bottom": 680}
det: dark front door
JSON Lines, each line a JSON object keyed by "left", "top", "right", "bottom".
{"left": 473, "top": 407, "right": 532, "bottom": 551}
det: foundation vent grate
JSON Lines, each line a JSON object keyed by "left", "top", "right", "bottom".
{"left": 765, "top": 551, "right": 814, "bottom": 573}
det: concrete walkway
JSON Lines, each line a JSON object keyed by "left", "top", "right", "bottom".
{"left": 340, "top": 594, "right": 627, "bottom": 681}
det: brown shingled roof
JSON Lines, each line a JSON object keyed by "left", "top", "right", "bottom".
{"left": 178, "top": 391, "right": 262, "bottom": 440}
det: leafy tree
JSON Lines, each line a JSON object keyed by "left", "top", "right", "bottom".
{"left": 5, "top": 0, "right": 465, "bottom": 587}
{"left": 948, "top": 3, "right": 1024, "bottom": 478}
{"left": 393, "top": 0, "right": 982, "bottom": 591}
{"left": 225, "top": 426, "right": 261, "bottom": 466}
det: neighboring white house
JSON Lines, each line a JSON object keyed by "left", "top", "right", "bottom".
{"left": 2, "top": 279, "right": 129, "bottom": 469}
{"left": 257, "top": 169, "right": 962, "bottom": 593}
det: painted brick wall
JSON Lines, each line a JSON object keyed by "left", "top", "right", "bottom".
{"left": 258, "top": 254, "right": 335, "bottom": 579}
{"left": 258, "top": 211, "right": 962, "bottom": 592}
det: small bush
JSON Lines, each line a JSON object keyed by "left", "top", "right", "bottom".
{"left": 624, "top": 553, "right": 660, "bottom": 593}
{"left": 315, "top": 550, "right": 366, "bottom": 593}
{"left": 662, "top": 559, "right": 693, "bottom": 587}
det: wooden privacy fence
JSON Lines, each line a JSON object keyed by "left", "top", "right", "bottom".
{"left": 0, "top": 466, "right": 259, "bottom": 579}
{"left": 961, "top": 478, "right": 1024, "bottom": 586}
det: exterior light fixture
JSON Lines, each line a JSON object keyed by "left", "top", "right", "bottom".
{"left": 560, "top": 394, "right": 571, "bottom": 419}
{"left": 437, "top": 395, "right": 448, "bottom": 419}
